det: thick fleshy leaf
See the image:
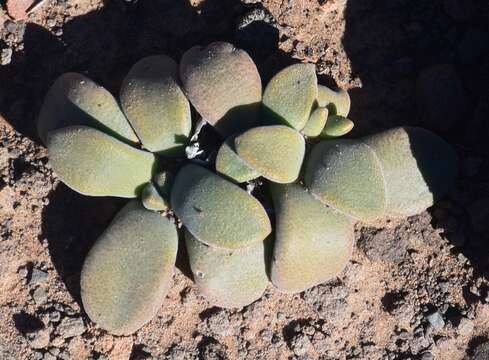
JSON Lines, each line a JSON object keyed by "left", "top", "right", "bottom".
{"left": 317, "top": 85, "right": 351, "bottom": 117}
{"left": 120, "top": 55, "right": 192, "bottom": 156}
{"left": 235, "top": 125, "right": 305, "bottom": 184}
{"left": 141, "top": 182, "right": 169, "bottom": 211}
{"left": 305, "top": 139, "right": 386, "bottom": 222}
{"left": 171, "top": 164, "right": 271, "bottom": 249}
{"left": 262, "top": 63, "right": 318, "bottom": 130}
{"left": 364, "top": 127, "right": 458, "bottom": 217}
{"left": 215, "top": 135, "right": 260, "bottom": 183}
{"left": 180, "top": 42, "right": 262, "bottom": 136}
{"left": 302, "top": 107, "right": 328, "bottom": 137}
{"left": 185, "top": 232, "right": 269, "bottom": 308}
{"left": 47, "top": 126, "right": 156, "bottom": 198}
{"left": 81, "top": 200, "right": 178, "bottom": 335}
{"left": 38, "top": 73, "right": 138, "bottom": 145}
{"left": 271, "top": 183, "right": 353, "bottom": 293}
{"left": 320, "top": 115, "right": 354, "bottom": 138}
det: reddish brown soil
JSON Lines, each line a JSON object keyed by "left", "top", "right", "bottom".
{"left": 1, "top": 0, "right": 489, "bottom": 359}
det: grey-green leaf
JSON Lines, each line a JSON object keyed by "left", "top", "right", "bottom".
{"left": 47, "top": 126, "right": 156, "bottom": 198}
{"left": 363, "top": 127, "right": 458, "bottom": 217}
{"left": 235, "top": 125, "right": 305, "bottom": 184}
{"left": 320, "top": 115, "right": 354, "bottom": 138}
{"left": 215, "top": 135, "right": 260, "bottom": 183}
{"left": 185, "top": 231, "right": 269, "bottom": 308}
{"left": 120, "top": 55, "right": 192, "bottom": 156}
{"left": 262, "top": 63, "right": 318, "bottom": 130}
{"left": 81, "top": 200, "right": 178, "bottom": 335}
{"left": 302, "top": 107, "right": 328, "bottom": 137}
{"left": 38, "top": 72, "right": 138, "bottom": 145}
{"left": 317, "top": 85, "right": 351, "bottom": 117}
{"left": 180, "top": 42, "right": 262, "bottom": 137}
{"left": 304, "top": 139, "right": 386, "bottom": 222}
{"left": 271, "top": 183, "right": 353, "bottom": 293}
{"left": 171, "top": 164, "right": 271, "bottom": 249}
{"left": 141, "top": 182, "right": 170, "bottom": 211}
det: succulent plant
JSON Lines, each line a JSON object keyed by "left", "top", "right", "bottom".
{"left": 320, "top": 115, "right": 354, "bottom": 138}
{"left": 120, "top": 55, "right": 192, "bottom": 156}
{"left": 262, "top": 63, "right": 318, "bottom": 130}
{"left": 302, "top": 107, "right": 328, "bottom": 137}
{"left": 171, "top": 164, "right": 271, "bottom": 249}
{"left": 180, "top": 42, "right": 262, "bottom": 136}
{"left": 363, "top": 127, "right": 458, "bottom": 218}
{"left": 185, "top": 231, "right": 270, "bottom": 308}
{"left": 141, "top": 171, "right": 173, "bottom": 211}
{"left": 38, "top": 72, "right": 139, "bottom": 145}
{"left": 305, "top": 128, "right": 458, "bottom": 222}
{"left": 317, "top": 85, "right": 351, "bottom": 117}
{"left": 215, "top": 134, "right": 260, "bottom": 183}
{"left": 235, "top": 125, "right": 306, "bottom": 184}
{"left": 47, "top": 126, "right": 156, "bottom": 198}
{"left": 270, "top": 183, "right": 353, "bottom": 293}
{"left": 39, "top": 41, "right": 458, "bottom": 335}
{"left": 81, "top": 200, "right": 178, "bottom": 335}
{"left": 305, "top": 139, "right": 386, "bottom": 222}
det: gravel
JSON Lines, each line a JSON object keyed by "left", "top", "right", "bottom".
{"left": 205, "top": 311, "right": 233, "bottom": 337}
{"left": 290, "top": 333, "right": 312, "bottom": 356}
{"left": 55, "top": 317, "right": 85, "bottom": 339}
{"left": 471, "top": 341, "right": 489, "bottom": 360}
{"left": 32, "top": 287, "right": 48, "bottom": 305}
{"left": 29, "top": 268, "right": 48, "bottom": 286}
{"left": 27, "top": 328, "right": 51, "bottom": 349}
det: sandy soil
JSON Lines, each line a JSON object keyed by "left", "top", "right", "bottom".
{"left": 1, "top": 0, "right": 489, "bottom": 359}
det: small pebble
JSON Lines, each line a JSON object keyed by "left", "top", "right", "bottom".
{"left": 48, "top": 347, "right": 60, "bottom": 356}
{"left": 43, "top": 353, "right": 56, "bottom": 360}
{"left": 457, "top": 318, "right": 474, "bottom": 336}
{"left": 1, "top": 48, "right": 13, "bottom": 66}
{"left": 206, "top": 311, "right": 233, "bottom": 337}
{"left": 32, "top": 287, "right": 48, "bottom": 305}
{"left": 27, "top": 328, "right": 51, "bottom": 349}
{"left": 260, "top": 329, "right": 273, "bottom": 342}
{"left": 46, "top": 18, "right": 57, "bottom": 28}
{"left": 48, "top": 311, "right": 61, "bottom": 323}
{"left": 29, "top": 268, "right": 48, "bottom": 286}
{"left": 4, "top": 20, "right": 17, "bottom": 33}
{"left": 291, "top": 333, "right": 312, "bottom": 356}
{"left": 426, "top": 311, "right": 444, "bottom": 330}
{"left": 58, "top": 351, "right": 71, "bottom": 360}
{"left": 18, "top": 267, "right": 29, "bottom": 279}
{"left": 438, "top": 281, "right": 449, "bottom": 293}
{"left": 56, "top": 317, "right": 85, "bottom": 338}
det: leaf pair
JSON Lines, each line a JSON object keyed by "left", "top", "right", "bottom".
{"left": 262, "top": 63, "right": 354, "bottom": 138}
{"left": 216, "top": 125, "right": 306, "bottom": 184}
{"left": 172, "top": 164, "right": 272, "bottom": 308}
{"left": 305, "top": 127, "right": 459, "bottom": 222}
{"left": 40, "top": 55, "right": 192, "bottom": 198}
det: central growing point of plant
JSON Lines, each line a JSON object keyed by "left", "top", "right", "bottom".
{"left": 38, "top": 42, "right": 458, "bottom": 335}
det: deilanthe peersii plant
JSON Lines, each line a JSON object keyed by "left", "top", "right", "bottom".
{"left": 38, "top": 41, "right": 458, "bottom": 335}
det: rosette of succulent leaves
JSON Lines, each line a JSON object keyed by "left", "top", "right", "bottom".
{"left": 38, "top": 42, "right": 458, "bottom": 335}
